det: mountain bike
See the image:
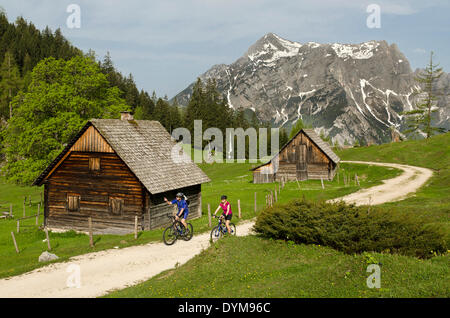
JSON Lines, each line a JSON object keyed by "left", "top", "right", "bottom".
{"left": 210, "top": 215, "right": 236, "bottom": 242}
{"left": 163, "top": 214, "right": 193, "bottom": 245}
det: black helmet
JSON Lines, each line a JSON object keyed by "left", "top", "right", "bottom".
{"left": 221, "top": 195, "right": 227, "bottom": 200}
{"left": 176, "top": 192, "right": 184, "bottom": 198}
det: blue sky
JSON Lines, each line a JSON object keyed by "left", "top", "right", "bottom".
{"left": 1, "top": 0, "right": 449, "bottom": 98}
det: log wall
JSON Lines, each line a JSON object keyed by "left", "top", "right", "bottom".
{"left": 253, "top": 131, "right": 337, "bottom": 183}
{"left": 45, "top": 151, "right": 144, "bottom": 234}
{"left": 145, "top": 184, "right": 202, "bottom": 230}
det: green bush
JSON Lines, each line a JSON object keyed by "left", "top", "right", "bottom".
{"left": 254, "top": 199, "right": 447, "bottom": 259}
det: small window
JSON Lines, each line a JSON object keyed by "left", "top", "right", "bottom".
{"left": 109, "top": 197, "right": 124, "bottom": 215}
{"left": 67, "top": 195, "right": 80, "bottom": 212}
{"left": 89, "top": 157, "right": 101, "bottom": 171}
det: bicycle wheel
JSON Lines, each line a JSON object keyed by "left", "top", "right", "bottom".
{"left": 182, "top": 223, "right": 194, "bottom": 241}
{"left": 229, "top": 223, "right": 236, "bottom": 236}
{"left": 163, "top": 226, "right": 177, "bottom": 245}
{"left": 210, "top": 226, "right": 223, "bottom": 243}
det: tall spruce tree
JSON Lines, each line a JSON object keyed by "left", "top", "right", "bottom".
{"left": 403, "top": 51, "right": 445, "bottom": 138}
{"left": 289, "top": 118, "right": 312, "bottom": 139}
{"left": 0, "top": 51, "right": 22, "bottom": 119}
{"left": 169, "top": 99, "right": 183, "bottom": 133}
{"left": 134, "top": 90, "right": 155, "bottom": 120}
{"left": 279, "top": 127, "right": 289, "bottom": 147}
{"left": 153, "top": 98, "right": 170, "bottom": 130}
{"left": 184, "top": 78, "right": 205, "bottom": 134}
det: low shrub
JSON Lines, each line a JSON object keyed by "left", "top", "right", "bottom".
{"left": 253, "top": 199, "right": 447, "bottom": 259}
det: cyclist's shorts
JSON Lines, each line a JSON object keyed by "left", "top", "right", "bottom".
{"left": 222, "top": 213, "right": 232, "bottom": 221}
{"left": 179, "top": 211, "right": 189, "bottom": 220}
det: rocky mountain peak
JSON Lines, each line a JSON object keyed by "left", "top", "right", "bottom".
{"left": 172, "top": 34, "right": 448, "bottom": 145}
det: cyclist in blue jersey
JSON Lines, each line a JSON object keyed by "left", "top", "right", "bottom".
{"left": 164, "top": 192, "right": 189, "bottom": 233}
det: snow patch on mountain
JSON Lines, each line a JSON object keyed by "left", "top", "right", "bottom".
{"left": 360, "top": 79, "right": 390, "bottom": 127}
{"left": 248, "top": 34, "right": 302, "bottom": 67}
{"left": 332, "top": 41, "right": 380, "bottom": 60}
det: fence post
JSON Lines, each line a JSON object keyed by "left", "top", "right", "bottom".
{"left": 274, "top": 188, "right": 278, "bottom": 202}
{"left": 29, "top": 195, "right": 32, "bottom": 206}
{"left": 17, "top": 220, "right": 20, "bottom": 233}
{"left": 238, "top": 199, "right": 241, "bottom": 219}
{"left": 355, "top": 174, "right": 360, "bottom": 186}
{"left": 321, "top": 177, "right": 324, "bottom": 189}
{"left": 254, "top": 192, "right": 257, "bottom": 212}
{"left": 88, "top": 217, "right": 94, "bottom": 247}
{"left": 134, "top": 215, "right": 138, "bottom": 240}
{"left": 208, "top": 203, "right": 211, "bottom": 228}
{"left": 11, "top": 232, "right": 19, "bottom": 253}
{"left": 45, "top": 228, "right": 51, "bottom": 251}
{"left": 37, "top": 204, "right": 40, "bottom": 225}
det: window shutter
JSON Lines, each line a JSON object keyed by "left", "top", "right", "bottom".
{"left": 109, "top": 197, "right": 124, "bottom": 215}
{"left": 67, "top": 195, "right": 80, "bottom": 212}
{"left": 89, "top": 157, "right": 101, "bottom": 171}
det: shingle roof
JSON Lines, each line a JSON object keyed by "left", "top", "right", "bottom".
{"left": 302, "top": 129, "right": 340, "bottom": 163}
{"left": 33, "top": 119, "right": 210, "bottom": 194}
{"left": 250, "top": 128, "right": 340, "bottom": 170}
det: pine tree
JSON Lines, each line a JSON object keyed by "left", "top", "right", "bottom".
{"left": 0, "top": 51, "right": 22, "bottom": 119}
{"left": 22, "top": 53, "right": 32, "bottom": 74}
{"left": 184, "top": 78, "right": 205, "bottom": 135}
{"left": 289, "top": 118, "right": 304, "bottom": 139}
{"left": 402, "top": 51, "right": 445, "bottom": 138}
{"left": 279, "top": 127, "right": 289, "bottom": 147}
{"left": 151, "top": 91, "right": 157, "bottom": 104}
{"left": 124, "top": 73, "right": 139, "bottom": 109}
{"left": 134, "top": 90, "right": 154, "bottom": 120}
{"left": 153, "top": 98, "right": 170, "bottom": 130}
{"left": 169, "top": 99, "right": 183, "bottom": 133}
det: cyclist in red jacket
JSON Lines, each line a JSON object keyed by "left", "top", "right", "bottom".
{"left": 213, "top": 195, "right": 232, "bottom": 234}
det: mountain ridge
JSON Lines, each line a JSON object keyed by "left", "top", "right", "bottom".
{"left": 173, "top": 33, "right": 449, "bottom": 145}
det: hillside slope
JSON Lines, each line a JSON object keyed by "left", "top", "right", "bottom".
{"left": 337, "top": 133, "right": 450, "bottom": 227}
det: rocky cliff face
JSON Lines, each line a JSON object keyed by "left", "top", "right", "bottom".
{"left": 173, "top": 33, "right": 449, "bottom": 144}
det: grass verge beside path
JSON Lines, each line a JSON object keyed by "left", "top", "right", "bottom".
{"left": 105, "top": 235, "right": 449, "bottom": 298}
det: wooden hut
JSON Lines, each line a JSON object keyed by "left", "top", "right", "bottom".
{"left": 252, "top": 128, "right": 340, "bottom": 183}
{"left": 32, "top": 113, "right": 210, "bottom": 234}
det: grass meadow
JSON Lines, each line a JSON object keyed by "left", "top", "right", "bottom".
{"left": 0, "top": 160, "right": 398, "bottom": 279}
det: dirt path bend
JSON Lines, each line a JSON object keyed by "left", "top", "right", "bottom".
{"left": 328, "top": 161, "right": 433, "bottom": 206}
{"left": 0, "top": 161, "right": 433, "bottom": 298}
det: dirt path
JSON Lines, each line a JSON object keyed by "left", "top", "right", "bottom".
{"left": 0, "top": 221, "right": 255, "bottom": 298}
{"left": 0, "top": 161, "right": 433, "bottom": 298}
{"left": 328, "top": 161, "right": 433, "bottom": 206}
